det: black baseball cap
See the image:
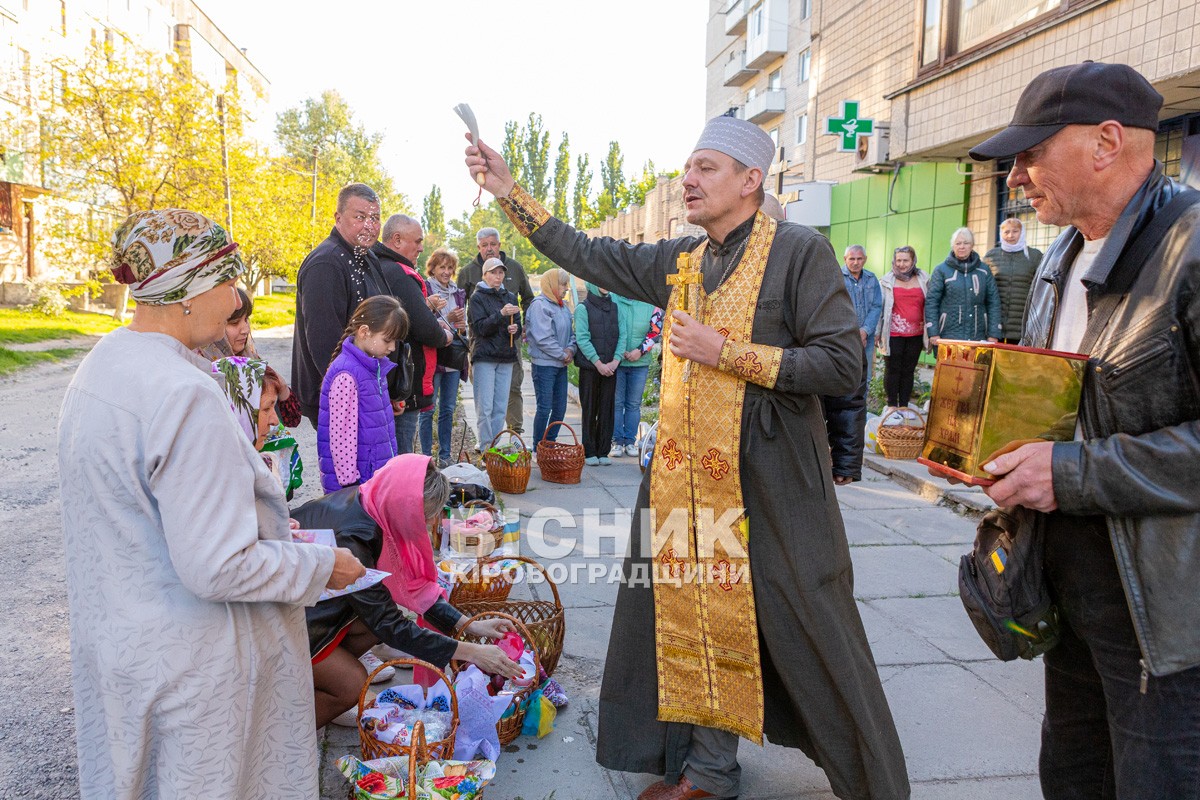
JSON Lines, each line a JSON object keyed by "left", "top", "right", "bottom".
{"left": 968, "top": 62, "right": 1163, "bottom": 161}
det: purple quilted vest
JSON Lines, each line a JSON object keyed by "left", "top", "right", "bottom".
{"left": 317, "top": 339, "right": 397, "bottom": 493}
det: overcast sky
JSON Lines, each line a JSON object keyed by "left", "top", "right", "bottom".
{"left": 196, "top": 0, "right": 707, "bottom": 220}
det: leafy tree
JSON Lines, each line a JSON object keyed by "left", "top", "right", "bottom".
{"left": 596, "top": 141, "right": 626, "bottom": 223}
{"left": 420, "top": 184, "right": 446, "bottom": 268}
{"left": 274, "top": 90, "right": 407, "bottom": 222}
{"left": 552, "top": 134, "right": 571, "bottom": 221}
{"left": 226, "top": 149, "right": 313, "bottom": 291}
{"left": 573, "top": 154, "right": 593, "bottom": 229}
{"left": 36, "top": 39, "right": 229, "bottom": 316}
{"left": 626, "top": 160, "right": 678, "bottom": 207}
{"left": 502, "top": 121, "right": 525, "bottom": 194}
{"left": 521, "top": 113, "right": 551, "bottom": 204}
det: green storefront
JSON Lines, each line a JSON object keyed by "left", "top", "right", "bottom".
{"left": 826, "top": 162, "right": 969, "bottom": 278}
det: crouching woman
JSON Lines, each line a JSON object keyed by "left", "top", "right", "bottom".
{"left": 293, "top": 453, "right": 520, "bottom": 727}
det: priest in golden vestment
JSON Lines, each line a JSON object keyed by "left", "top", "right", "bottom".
{"left": 466, "top": 117, "right": 908, "bottom": 800}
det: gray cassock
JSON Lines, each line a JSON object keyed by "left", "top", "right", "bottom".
{"left": 525, "top": 211, "right": 911, "bottom": 800}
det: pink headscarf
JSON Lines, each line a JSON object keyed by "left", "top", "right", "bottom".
{"left": 359, "top": 453, "right": 443, "bottom": 615}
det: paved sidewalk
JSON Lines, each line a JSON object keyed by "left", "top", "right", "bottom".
{"left": 249, "top": 329, "right": 1042, "bottom": 800}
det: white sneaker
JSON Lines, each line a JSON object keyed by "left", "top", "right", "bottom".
{"left": 373, "top": 644, "right": 416, "bottom": 666}
{"left": 626, "top": 444, "right": 640, "bottom": 457}
{"left": 331, "top": 697, "right": 368, "bottom": 728}
{"left": 359, "top": 651, "right": 395, "bottom": 684}
{"left": 609, "top": 444, "right": 625, "bottom": 458}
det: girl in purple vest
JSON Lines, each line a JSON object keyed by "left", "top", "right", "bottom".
{"left": 317, "top": 296, "right": 410, "bottom": 493}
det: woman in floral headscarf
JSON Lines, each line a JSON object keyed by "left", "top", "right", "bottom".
{"left": 212, "top": 355, "right": 305, "bottom": 499}
{"left": 57, "top": 208, "right": 366, "bottom": 800}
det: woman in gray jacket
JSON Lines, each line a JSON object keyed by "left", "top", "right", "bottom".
{"left": 526, "top": 268, "right": 576, "bottom": 446}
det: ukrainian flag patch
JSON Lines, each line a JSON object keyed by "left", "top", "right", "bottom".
{"left": 990, "top": 547, "right": 1007, "bottom": 574}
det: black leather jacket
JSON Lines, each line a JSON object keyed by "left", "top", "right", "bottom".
{"left": 1023, "top": 164, "right": 1200, "bottom": 676}
{"left": 292, "top": 487, "right": 462, "bottom": 667}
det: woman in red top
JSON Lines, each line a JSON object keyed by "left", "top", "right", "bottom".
{"left": 876, "top": 246, "right": 930, "bottom": 408}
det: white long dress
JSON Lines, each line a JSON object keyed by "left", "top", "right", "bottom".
{"left": 57, "top": 327, "right": 335, "bottom": 799}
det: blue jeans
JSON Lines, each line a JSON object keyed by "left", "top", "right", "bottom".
{"left": 863, "top": 338, "right": 875, "bottom": 389}
{"left": 613, "top": 366, "right": 649, "bottom": 446}
{"left": 394, "top": 408, "right": 419, "bottom": 455}
{"left": 531, "top": 363, "right": 568, "bottom": 446}
{"left": 470, "top": 360, "right": 513, "bottom": 451}
{"left": 419, "top": 370, "right": 461, "bottom": 461}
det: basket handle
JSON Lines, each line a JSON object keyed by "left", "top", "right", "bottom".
{"left": 477, "top": 554, "right": 561, "bottom": 608}
{"left": 488, "top": 428, "right": 528, "bottom": 452}
{"left": 462, "top": 498, "right": 501, "bottom": 518}
{"left": 357, "top": 656, "right": 459, "bottom": 730}
{"left": 881, "top": 405, "right": 927, "bottom": 426}
{"left": 449, "top": 609, "right": 542, "bottom": 681}
{"left": 540, "top": 420, "right": 579, "bottom": 445}
{"left": 406, "top": 720, "right": 427, "bottom": 800}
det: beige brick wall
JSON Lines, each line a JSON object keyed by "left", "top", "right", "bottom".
{"left": 893, "top": 0, "right": 1200, "bottom": 158}
{"left": 809, "top": 0, "right": 915, "bottom": 182}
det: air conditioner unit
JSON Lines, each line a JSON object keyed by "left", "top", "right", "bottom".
{"left": 852, "top": 123, "right": 893, "bottom": 173}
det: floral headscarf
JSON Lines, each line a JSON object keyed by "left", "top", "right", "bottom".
{"left": 110, "top": 209, "right": 244, "bottom": 305}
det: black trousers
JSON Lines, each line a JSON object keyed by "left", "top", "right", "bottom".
{"left": 883, "top": 335, "right": 923, "bottom": 407}
{"left": 578, "top": 368, "right": 617, "bottom": 458}
{"left": 1041, "top": 514, "right": 1200, "bottom": 799}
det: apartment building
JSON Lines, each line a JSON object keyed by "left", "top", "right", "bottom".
{"left": 597, "top": 1, "right": 1200, "bottom": 272}
{"left": 0, "top": 0, "right": 268, "bottom": 300}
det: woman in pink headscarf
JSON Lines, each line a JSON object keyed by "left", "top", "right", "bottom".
{"left": 292, "top": 453, "right": 520, "bottom": 728}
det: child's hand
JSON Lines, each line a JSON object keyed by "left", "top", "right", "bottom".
{"left": 391, "top": 399, "right": 406, "bottom": 416}
{"left": 288, "top": 518, "right": 301, "bottom": 530}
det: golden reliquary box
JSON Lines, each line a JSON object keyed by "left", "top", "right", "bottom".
{"left": 918, "top": 340, "right": 1087, "bottom": 485}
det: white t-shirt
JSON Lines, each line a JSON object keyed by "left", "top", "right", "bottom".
{"left": 1051, "top": 236, "right": 1107, "bottom": 354}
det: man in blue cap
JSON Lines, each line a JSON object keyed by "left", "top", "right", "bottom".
{"left": 465, "top": 117, "right": 908, "bottom": 800}
{"left": 970, "top": 61, "right": 1200, "bottom": 798}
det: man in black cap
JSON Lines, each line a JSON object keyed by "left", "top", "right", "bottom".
{"left": 969, "top": 61, "right": 1200, "bottom": 798}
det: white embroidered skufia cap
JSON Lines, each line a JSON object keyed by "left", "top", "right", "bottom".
{"left": 693, "top": 116, "right": 776, "bottom": 174}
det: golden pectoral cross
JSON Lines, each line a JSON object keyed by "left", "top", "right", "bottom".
{"left": 667, "top": 253, "right": 704, "bottom": 382}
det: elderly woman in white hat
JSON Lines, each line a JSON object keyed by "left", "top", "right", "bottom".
{"left": 57, "top": 209, "right": 364, "bottom": 799}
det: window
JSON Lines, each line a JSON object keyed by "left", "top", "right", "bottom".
{"left": 746, "top": 86, "right": 757, "bottom": 102}
{"left": 768, "top": 127, "right": 780, "bottom": 146}
{"left": 768, "top": 67, "right": 782, "bottom": 90}
{"left": 922, "top": 0, "right": 1064, "bottom": 68}
{"left": 795, "top": 114, "right": 808, "bottom": 146}
{"left": 750, "top": 3, "right": 765, "bottom": 37}
{"left": 800, "top": 0, "right": 812, "bottom": 18}
{"left": 797, "top": 48, "right": 810, "bottom": 83}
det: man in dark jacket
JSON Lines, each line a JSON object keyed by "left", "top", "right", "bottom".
{"left": 374, "top": 214, "right": 452, "bottom": 454}
{"left": 458, "top": 228, "right": 534, "bottom": 436}
{"left": 968, "top": 62, "right": 1200, "bottom": 799}
{"left": 292, "top": 183, "right": 391, "bottom": 428}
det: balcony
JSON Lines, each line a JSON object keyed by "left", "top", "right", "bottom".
{"left": 723, "top": 52, "right": 757, "bottom": 86}
{"left": 745, "top": 0, "right": 788, "bottom": 68}
{"left": 745, "top": 89, "right": 786, "bottom": 123}
{"left": 724, "top": 0, "right": 747, "bottom": 36}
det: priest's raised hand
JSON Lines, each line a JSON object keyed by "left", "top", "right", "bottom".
{"left": 465, "top": 134, "right": 515, "bottom": 198}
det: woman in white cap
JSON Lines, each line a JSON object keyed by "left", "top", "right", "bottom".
{"left": 57, "top": 209, "right": 364, "bottom": 799}
{"left": 982, "top": 217, "right": 1042, "bottom": 344}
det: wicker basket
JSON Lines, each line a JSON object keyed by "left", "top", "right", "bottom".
{"left": 447, "top": 557, "right": 516, "bottom": 606}
{"left": 357, "top": 658, "right": 458, "bottom": 765}
{"left": 483, "top": 429, "right": 532, "bottom": 494}
{"left": 536, "top": 421, "right": 585, "bottom": 484}
{"left": 877, "top": 407, "right": 927, "bottom": 460}
{"left": 450, "top": 611, "right": 541, "bottom": 746}
{"left": 346, "top": 721, "right": 426, "bottom": 800}
{"left": 457, "top": 556, "right": 565, "bottom": 677}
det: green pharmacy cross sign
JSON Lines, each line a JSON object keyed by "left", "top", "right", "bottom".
{"left": 825, "top": 101, "right": 875, "bottom": 152}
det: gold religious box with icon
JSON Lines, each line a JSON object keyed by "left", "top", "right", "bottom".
{"left": 917, "top": 340, "right": 1088, "bottom": 485}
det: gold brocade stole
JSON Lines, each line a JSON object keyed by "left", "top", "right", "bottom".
{"left": 649, "top": 210, "right": 777, "bottom": 743}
